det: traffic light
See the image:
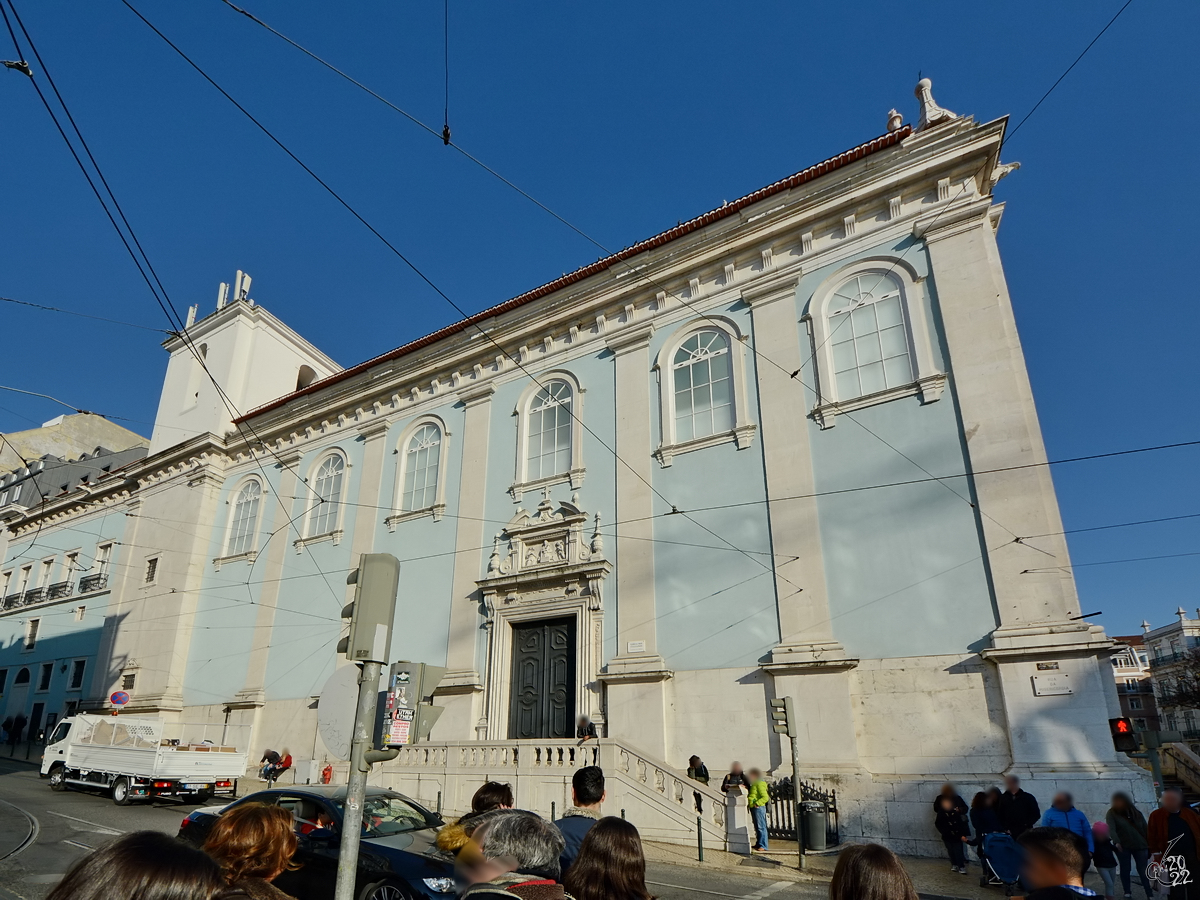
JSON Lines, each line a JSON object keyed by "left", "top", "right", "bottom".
{"left": 338, "top": 553, "right": 401, "bottom": 663}
{"left": 1109, "top": 717, "right": 1139, "bottom": 753}
{"left": 385, "top": 662, "right": 447, "bottom": 745}
{"left": 770, "top": 697, "right": 797, "bottom": 738}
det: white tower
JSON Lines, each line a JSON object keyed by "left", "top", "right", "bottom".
{"left": 148, "top": 276, "right": 341, "bottom": 454}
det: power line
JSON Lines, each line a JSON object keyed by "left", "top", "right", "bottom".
{"left": 1023, "top": 550, "right": 1200, "bottom": 575}
{"left": 210, "top": 0, "right": 1135, "bottom": 561}
{"left": 0, "top": 296, "right": 170, "bottom": 333}
{"left": 121, "top": 0, "right": 804, "bottom": 595}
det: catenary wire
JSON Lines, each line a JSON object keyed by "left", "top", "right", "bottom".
{"left": 119, "top": 0, "right": 804, "bottom": 596}
{"left": 0, "top": 295, "right": 170, "bottom": 333}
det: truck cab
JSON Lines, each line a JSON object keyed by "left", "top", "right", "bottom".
{"left": 41, "top": 718, "right": 73, "bottom": 782}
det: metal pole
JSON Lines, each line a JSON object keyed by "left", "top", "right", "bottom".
{"left": 697, "top": 815, "right": 704, "bottom": 862}
{"left": 791, "top": 735, "right": 805, "bottom": 871}
{"left": 621, "top": 809, "right": 626, "bottom": 820}
{"left": 334, "top": 661, "right": 381, "bottom": 900}
{"left": 437, "top": 790, "right": 442, "bottom": 816}
{"left": 551, "top": 801, "right": 556, "bottom": 821}
{"left": 1149, "top": 748, "right": 1164, "bottom": 799}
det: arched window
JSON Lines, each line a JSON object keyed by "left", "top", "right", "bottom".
{"left": 654, "top": 319, "right": 755, "bottom": 467}
{"left": 808, "top": 259, "right": 945, "bottom": 428}
{"left": 226, "top": 479, "right": 262, "bottom": 556}
{"left": 827, "top": 272, "right": 912, "bottom": 400}
{"left": 672, "top": 330, "right": 733, "bottom": 442}
{"left": 308, "top": 454, "right": 344, "bottom": 536}
{"left": 401, "top": 423, "right": 441, "bottom": 512}
{"left": 526, "top": 380, "right": 573, "bottom": 481}
{"left": 14, "top": 667, "right": 30, "bottom": 685}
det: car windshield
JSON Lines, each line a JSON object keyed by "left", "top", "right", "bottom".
{"left": 339, "top": 794, "right": 432, "bottom": 837}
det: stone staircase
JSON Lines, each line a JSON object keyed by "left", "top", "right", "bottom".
{"left": 357, "top": 738, "right": 741, "bottom": 851}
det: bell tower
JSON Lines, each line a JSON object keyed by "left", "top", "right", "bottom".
{"left": 149, "top": 272, "right": 341, "bottom": 453}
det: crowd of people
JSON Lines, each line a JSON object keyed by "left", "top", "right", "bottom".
{"left": 932, "top": 775, "right": 1198, "bottom": 900}
{"left": 39, "top": 762, "right": 1195, "bottom": 900}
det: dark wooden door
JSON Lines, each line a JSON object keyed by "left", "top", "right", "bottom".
{"left": 509, "top": 617, "right": 575, "bottom": 739}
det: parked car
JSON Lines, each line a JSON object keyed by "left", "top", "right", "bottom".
{"left": 178, "top": 785, "right": 455, "bottom": 900}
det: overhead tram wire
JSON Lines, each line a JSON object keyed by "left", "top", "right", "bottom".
{"left": 4, "top": 0, "right": 350, "bottom": 613}
{"left": 212, "top": 0, "right": 1138, "bottom": 558}
{"left": 120, "top": 0, "right": 804, "bottom": 596}
{"left": 1, "top": 296, "right": 170, "bottom": 333}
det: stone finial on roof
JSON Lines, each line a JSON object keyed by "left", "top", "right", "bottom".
{"left": 887, "top": 109, "right": 904, "bottom": 133}
{"left": 1178, "top": 606, "right": 1188, "bottom": 620}
{"left": 1142, "top": 620, "right": 1152, "bottom": 633}
{"left": 914, "top": 77, "right": 958, "bottom": 132}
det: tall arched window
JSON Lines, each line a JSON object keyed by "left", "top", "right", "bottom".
{"left": 526, "top": 380, "right": 573, "bottom": 481}
{"left": 308, "top": 454, "right": 344, "bottom": 536}
{"left": 226, "top": 480, "right": 262, "bottom": 556}
{"left": 401, "top": 423, "right": 441, "bottom": 512}
{"left": 827, "top": 272, "right": 913, "bottom": 400}
{"left": 672, "top": 330, "right": 733, "bottom": 442}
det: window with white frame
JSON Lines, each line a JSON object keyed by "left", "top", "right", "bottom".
{"left": 672, "top": 330, "right": 733, "bottom": 442}
{"left": 401, "top": 424, "right": 441, "bottom": 512}
{"left": 526, "top": 380, "right": 573, "bottom": 481}
{"left": 308, "top": 454, "right": 345, "bottom": 536}
{"left": 226, "top": 479, "right": 262, "bottom": 556}
{"left": 808, "top": 260, "right": 945, "bottom": 428}
{"left": 654, "top": 318, "right": 755, "bottom": 467}
{"left": 827, "top": 272, "right": 913, "bottom": 400}
{"left": 24, "top": 618, "right": 39, "bottom": 651}
{"left": 37, "top": 662, "right": 51, "bottom": 692}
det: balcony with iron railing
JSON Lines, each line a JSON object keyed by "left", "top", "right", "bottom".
{"left": 46, "top": 581, "right": 74, "bottom": 601}
{"left": 3, "top": 593, "right": 22, "bottom": 610}
{"left": 1117, "top": 682, "right": 1155, "bottom": 694}
{"left": 22, "top": 587, "right": 45, "bottom": 606}
{"left": 78, "top": 573, "right": 108, "bottom": 594}
{"left": 1150, "top": 651, "right": 1198, "bottom": 669}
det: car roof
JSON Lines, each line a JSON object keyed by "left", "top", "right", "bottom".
{"left": 250, "top": 785, "right": 403, "bottom": 801}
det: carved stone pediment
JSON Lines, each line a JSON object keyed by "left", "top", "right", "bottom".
{"left": 479, "top": 496, "right": 611, "bottom": 614}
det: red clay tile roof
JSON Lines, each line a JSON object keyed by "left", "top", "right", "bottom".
{"left": 238, "top": 125, "right": 913, "bottom": 423}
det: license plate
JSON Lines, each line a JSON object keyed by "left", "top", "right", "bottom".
{"left": 184, "top": 783, "right": 209, "bottom": 789}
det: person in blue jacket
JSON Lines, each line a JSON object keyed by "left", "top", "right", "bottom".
{"left": 1043, "top": 792, "right": 1095, "bottom": 869}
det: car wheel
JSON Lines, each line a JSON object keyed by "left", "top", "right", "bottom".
{"left": 48, "top": 765, "right": 67, "bottom": 792}
{"left": 112, "top": 777, "right": 132, "bottom": 806}
{"left": 358, "top": 881, "right": 410, "bottom": 900}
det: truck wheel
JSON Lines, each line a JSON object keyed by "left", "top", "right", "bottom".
{"left": 48, "top": 765, "right": 67, "bottom": 792}
{"left": 112, "top": 777, "right": 132, "bottom": 806}
{"left": 193, "top": 791, "right": 211, "bottom": 803}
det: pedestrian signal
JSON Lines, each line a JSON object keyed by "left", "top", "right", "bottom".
{"left": 770, "top": 697, "right": 797, "bottom": 738}
{"left": 1109, "top": 717, "right": 1139, "bottom": 753}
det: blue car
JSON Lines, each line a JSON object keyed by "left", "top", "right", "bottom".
{"left": 178, "top": 784, "right": 456, "bottom": 900}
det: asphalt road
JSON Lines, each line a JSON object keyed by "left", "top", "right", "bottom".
{"left": 0, "top": 756, "right": 826, "bottom": 900}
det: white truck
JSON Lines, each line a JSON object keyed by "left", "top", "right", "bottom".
{"left": 40, "top": 714, "right": 250, "bottom": 805}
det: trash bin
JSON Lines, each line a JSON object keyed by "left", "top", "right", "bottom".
{"left": 802, "top": 800, "right": 828, "bottom": 851}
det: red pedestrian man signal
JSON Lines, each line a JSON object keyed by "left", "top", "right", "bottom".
{"left": 1109, "top": 717, "right": 1139, "bottom": 753}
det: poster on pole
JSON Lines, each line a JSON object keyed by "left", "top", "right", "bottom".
{"left": 388, "top": 707, "right": 415, "bottom": 746}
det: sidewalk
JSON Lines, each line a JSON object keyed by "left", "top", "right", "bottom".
{"left": 643, "top": 840, "right": 1118, "bottom": 900}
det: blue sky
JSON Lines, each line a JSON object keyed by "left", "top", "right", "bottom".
{"left": 0, "top": 1, "right": 1196, "bottom": 637}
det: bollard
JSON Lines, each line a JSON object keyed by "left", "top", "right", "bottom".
{"left": 437, "top": 790, "right": 442, "bottom": 816}
{"left": 621, "top": 809, "right": 626, "bottom": 820}
{"left": 551, "top": 801, "right": 556, "bottom": 821}
{"left": 697, "top": 815, "right": 704, "bottom": 862}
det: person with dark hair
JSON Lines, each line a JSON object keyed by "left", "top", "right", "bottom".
{"left": 564, "top": 817, "right": 653, "bottom": 900}
{"left": 971, "top": 790, "right": 1004, "bottom": 885}
{"left": 554, "top": 766, "right": 605, "bottom": 875}
{"left": 747, "top": 769, "right": 770, "bottom": 852}
{"left": 437, "top": 783, "right": 517, "bottom": 856}
{"left": 1093, "top": 822, "right": 1119, "bottom": 900}
{"left": 1147, "top": 787, "right": 1200, "bottom": 900}
{"left": 575, "top": 715, "right": 597, "bottom": 745}
{"left": 458, "top": 809, "right": 571, "bottom": 899}
{"left": 1107, "top": 791, "right": 1151, "bottom": 900}
{"left": 999, "top": 775, "right": 1042, "bottom": 839}
{"left": 1042, "top": 793, "right": 1094, "bottom": 867}
{"left": 1018, "top": 826, "right": 1099, "bottom": 900}
{"left": 934, "top": 784, "right": 971, "bottom": 874}
{"left": 47, "top": 830, "right": 224, "bottom": 900}
{"left": 202, "top": 802, "right": 299, "bottom": 900}
{"left": 687, "top": 755, "right": 710, "bottom": 814}
{"left": 720, "top": 762, "right": 751, "bottom": 794}
{"left": 829, "top": 843, "right": 919, "bottom": 900}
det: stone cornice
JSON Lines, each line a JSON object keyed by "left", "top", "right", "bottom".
{"left": 214, "top": 118, "right": 1007, "bottom": 452}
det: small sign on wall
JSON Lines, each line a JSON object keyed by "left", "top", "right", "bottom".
{"left": 1032, "top": 673, "right": 1073, "bottom": 696}
{"left": 627, "top": 640, "right": 646, "bottom": 654}
{"left": 1037, "top": 662, "right": 1060, "bottom": 671}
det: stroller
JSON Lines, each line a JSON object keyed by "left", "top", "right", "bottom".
{"left": 982, "top": 833, "right": 1024, "bottom": 895}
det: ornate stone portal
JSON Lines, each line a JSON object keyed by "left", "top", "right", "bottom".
{"left": 476, "top": 495, "right": 611, "bottom": 740}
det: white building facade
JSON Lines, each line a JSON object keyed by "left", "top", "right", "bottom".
{"left": 0, "top": 82, "right": 1150, "bottom": 854}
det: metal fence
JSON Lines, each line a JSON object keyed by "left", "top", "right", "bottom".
{"left": 765, "top": 777, "right": 839, "bottom": 846}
